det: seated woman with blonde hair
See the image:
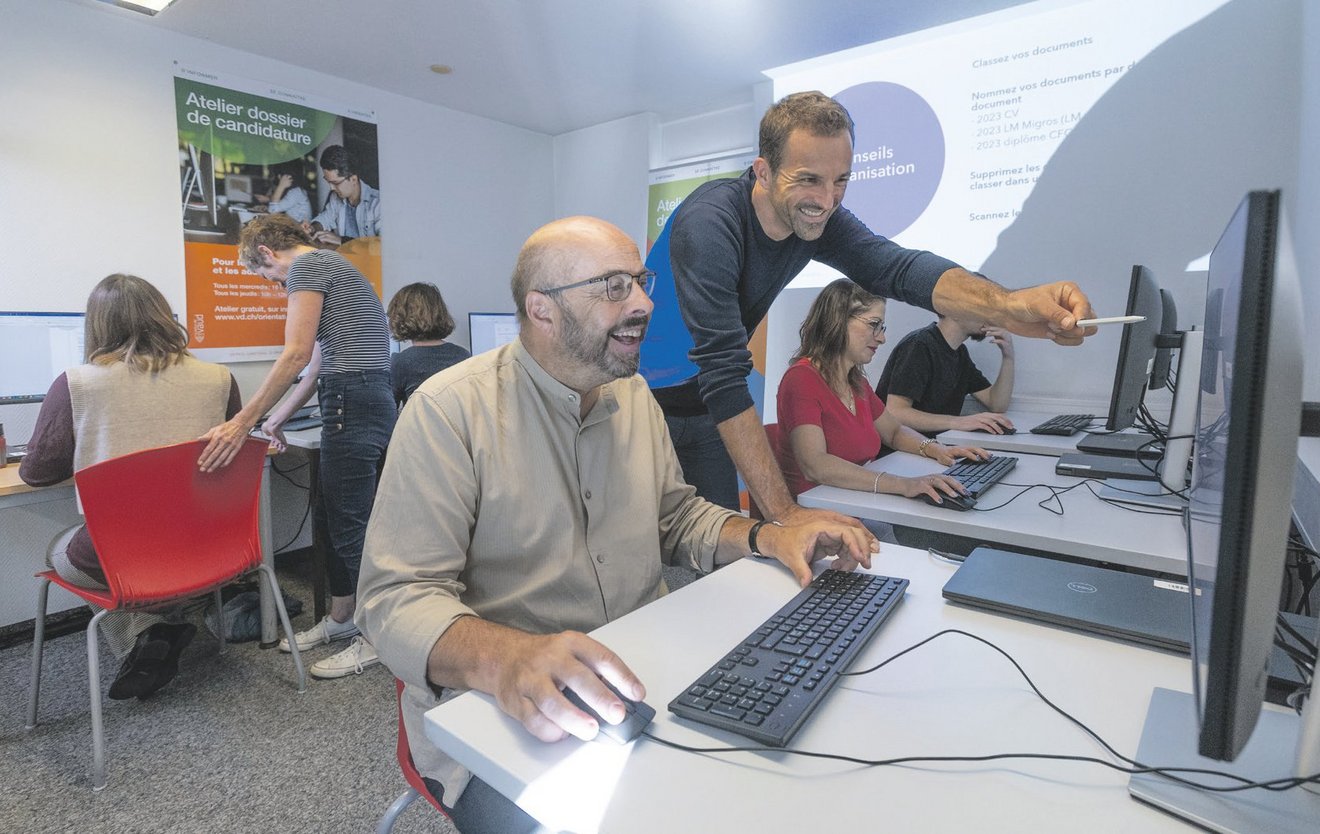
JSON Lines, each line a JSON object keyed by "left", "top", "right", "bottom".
{"left": 21, "top": 273, "right": 241, "bottom": 700}
{"left": 777, "top": 279, "right": 990, "bottom": 512}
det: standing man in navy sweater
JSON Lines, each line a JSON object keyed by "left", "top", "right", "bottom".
{"left": 641, "top": 91, "right": 1097, "bottom": 524}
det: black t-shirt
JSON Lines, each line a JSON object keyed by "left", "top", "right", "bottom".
{"left": 875, "top": 323, "right": 991, "bottom": 426}
{"left": 391, "top": 342, "right": 471, "bottom": 406}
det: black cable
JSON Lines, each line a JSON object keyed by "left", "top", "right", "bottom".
{"left": 966, "top": 478, "right": 1091, "bottom": 515}
{"left": 1081, "top": 480, "right": 1184, "bottom": 517}
{"left": 267, "top": 457, "right": 312, "bottom": 553}
{"left": 644, "top": 629, "right": 1320, "bottom": 792}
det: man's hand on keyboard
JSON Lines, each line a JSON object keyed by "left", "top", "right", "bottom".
{"left": 756, "top": 515, "right": 878, "bottom": 586}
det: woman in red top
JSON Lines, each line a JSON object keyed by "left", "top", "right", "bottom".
{"left": 777, "top": 279, "right": 988, "bottom": 505}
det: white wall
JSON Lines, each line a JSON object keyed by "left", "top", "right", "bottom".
{"left": 552, "top": 113, "right": 653, "bottom": 250}
{"left": 0, "top": 0, "right": 555, "bottom": 406}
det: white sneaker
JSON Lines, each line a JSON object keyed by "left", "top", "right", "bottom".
{"left": 278, "top": 615, "right": 359, "bottom": 653}
{"left": 309, "top": 637, "right": 379, "bottom": 680}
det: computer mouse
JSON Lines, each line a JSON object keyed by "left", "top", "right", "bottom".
{"left": 918, "top": 492, "right": 976, "bottom": 511}
{"left": 562, "top": 678, "right": 656, "bottom": 744}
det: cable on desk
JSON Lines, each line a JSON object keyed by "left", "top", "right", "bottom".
{"left": 926, "top": 547, "right": 965, "bottom": 565}
{"left": 643, "top": 628, "right": 1320, "bottom": 793}
{"left": 970, "top": 479, "right": 1089, "bottom": 516}
{"left": 1081, "top": 480, "right": 1184, "bottom": 517}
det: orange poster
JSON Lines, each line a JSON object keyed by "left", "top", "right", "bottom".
{"left": 176, "top": 67, "right": 382, "bottom": 361}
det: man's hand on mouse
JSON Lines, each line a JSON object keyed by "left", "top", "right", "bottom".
{"left": 488, "top": 630, "right": 645, "bottom": 743}
{"left": 952, "top": 412, "right": 1014, "bottom": 434}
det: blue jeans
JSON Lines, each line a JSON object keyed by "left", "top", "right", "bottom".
{"left": 664, "top": 412, "right": 740, "bottom": 511}
{"left": 315, "top": 370, "right": 395, "bottom": 597}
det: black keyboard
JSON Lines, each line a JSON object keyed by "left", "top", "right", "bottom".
{"left": 942, "top": 454, "right": 1018, "bottom": 497}
{"left": 1029, "top": 413, "right": 1096, "bottom": 436}
{"left": 668, "top": 569, "right": 907, "bottom": 747}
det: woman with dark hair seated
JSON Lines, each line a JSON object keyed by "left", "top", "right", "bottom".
{"left": 21, "top": 274, "right": 242, "bottom": 700}
{"left": 387, "top": 282, "right": 471, "bottom": 408}
{"left": 777, "top": 279, "right": 989, "bottom": 512}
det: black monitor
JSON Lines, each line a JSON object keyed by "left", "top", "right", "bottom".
{"left": 1104, "top": 265, "right": 1163, "bottom": 432}
{"left": 1188, "top": 190, "right": 1305, "bottom": 760}
{"left": 1148, "top": 289, "right": 1178, "bottom": 391}
{"left": 1129, "top": 190, "right": 1319, "bottom": 828}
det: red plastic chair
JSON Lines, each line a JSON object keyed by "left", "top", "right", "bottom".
{"left": 25, "top": 437, "right": 307, "bottom": 790}
{"left": 376, "top": 678, "right": 452, "bottom": 833}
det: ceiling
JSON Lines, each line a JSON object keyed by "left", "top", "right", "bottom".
{"left": 78, "top": 0, "right": 1035, "bottom": 136}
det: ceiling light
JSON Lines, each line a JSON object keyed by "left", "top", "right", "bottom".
{"left": 99, "top": 0, "right": 179, "bottom": 15}
{"left": 429, "top": 64, "right": 453, "bottom": 75}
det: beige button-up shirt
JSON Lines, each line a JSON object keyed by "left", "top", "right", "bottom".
{"left": 357, "top": 339, "right": 734, "bottom": 798}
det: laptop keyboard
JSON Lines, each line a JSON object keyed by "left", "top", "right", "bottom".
{"left": 668, "top": 569, "right": 907, "bottom": 747}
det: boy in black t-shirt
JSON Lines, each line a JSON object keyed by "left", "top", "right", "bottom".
{"left": 875, "top": 315, "right": 1015, "bottom": 437}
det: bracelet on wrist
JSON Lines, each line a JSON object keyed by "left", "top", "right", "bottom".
{"left": 872, "top": 472, "right": 883, "bottom": 494}
{"left": 747, "top": 519, "right": 783, "bottom": 558}
{"left": 917, "top": 438, "right": 935, "bottom": 458}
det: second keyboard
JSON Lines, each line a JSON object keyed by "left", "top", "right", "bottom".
{"left": 942, "top": 454, "right": 1018, "bottom": 498}
{"left": 1029, "top": 413, "right": 1096, "bottom": 436}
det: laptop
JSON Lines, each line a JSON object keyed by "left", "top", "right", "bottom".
{"left": 1055, "top": 451, "right": 1160, "bottom": 481}
{"left": 943, "top": 547, "right": 1311, "bottom": 705}
{"left": 1075, "top": 432, "right": 1163, "bottom": 460}
{"left": 941, "top": 547, "right": 1190, "bottom": 652}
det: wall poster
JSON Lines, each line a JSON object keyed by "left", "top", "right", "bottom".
{"left": 175, "top": 65, "right": 381, "bottom": 361}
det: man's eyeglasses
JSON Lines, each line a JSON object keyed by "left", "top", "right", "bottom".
{"left": 540, "top": 270, "right": 656, "bottom": 303}
{"left": 323, "top": 174, "right": 352, "bottom": 187}
{"left": 853, "top": 316, "right": 887, "bottom": 337}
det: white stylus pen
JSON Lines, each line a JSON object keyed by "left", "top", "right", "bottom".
{"left": 1075, "top": 315, "right": 1146, "bottom": 327}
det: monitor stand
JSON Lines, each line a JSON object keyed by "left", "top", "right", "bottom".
{"left": 1095, "top": 330, "right": 1203, "bottom": 508}
{"left": 1128, "top": 688, "right": 1320, "bottom": 833}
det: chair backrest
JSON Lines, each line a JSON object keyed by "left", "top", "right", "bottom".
{"left": 74, "top": 437, "right": 268, "bottom": 607}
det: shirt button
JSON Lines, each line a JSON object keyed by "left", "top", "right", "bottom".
{"left": 584, "top": 490, "right": 592, "bottom": 500}
{"left": 595, "top": 553, "right": 605, "bottom": 564}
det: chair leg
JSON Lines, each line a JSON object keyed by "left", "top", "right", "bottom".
{"left": 375, "top": 788, "right": 420, "bottom": 834}
{"left": 255, "top": 564, "right": 306, "bottom": 693}
{"left": 213, "top": 588, "right": 226, "bottom": 654}
{"left": 26, "top": 577, "right": 52, "bottom": 730}
{"left": 86, "top": 609, "right": 110, "bottom": 791}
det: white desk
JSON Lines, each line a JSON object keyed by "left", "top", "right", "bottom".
{"left": 937, "top": 408, "right": 1089, "bottom": 457}
{"left": 0, "top": 467, "right": 82, "bottom": 628}
{"left": 798, "top": 450, "right": 1187, "bottom": 577}
{"left": 424, "top": 548, "right": 1201, "bottom": 833}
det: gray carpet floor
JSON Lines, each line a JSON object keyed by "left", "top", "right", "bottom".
{"left": 0, "top": 563, "right": 700, "bottom": 834}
